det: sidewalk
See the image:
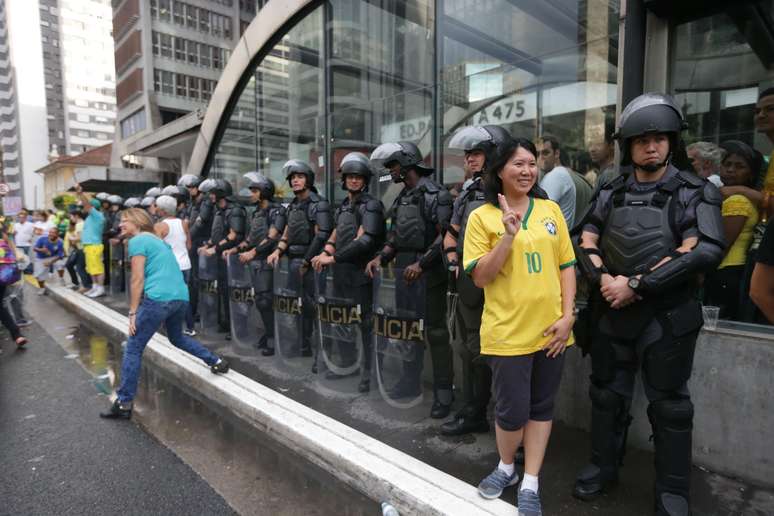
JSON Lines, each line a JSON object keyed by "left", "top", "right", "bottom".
{"left": 0, "top": 286, "right": 236, "bottom": 515}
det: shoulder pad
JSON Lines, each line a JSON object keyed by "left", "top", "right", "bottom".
{"left": 701, "top": 182, "right": 723, "bottom": 206}
{"left": 315, "top": 198, "right": 330, "bottom": 210}
{"left": 308, "top": 192, "right": 321, "bottom": 202}
{"left": 435, "top": 187, "right": 453, "bottom": 203}
{"left": 601, "top": 174, "right": 625, "bottom": 191}
{"left": 677, "top": 170, "right": 705, "bottom": 188}
{"left": 364, "top": 198, "right": 382, "bottom": 212}
{"left": 420, "top": 180, "right": 440, "bottom": 194}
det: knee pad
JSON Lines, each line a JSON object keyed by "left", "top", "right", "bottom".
{"left": 649, "top": 398, "right": 693, "bottom": 430}
{"left": 426, "top": 325, "right": 449, "bottom": 346}
{"left": 644, "top": 337, "right": 697, "bottom": 392}
{"left": 589, "top": 383, "right": 624, "bottom": 411}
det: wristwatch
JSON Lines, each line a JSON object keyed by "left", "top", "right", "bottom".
{"left": 627, "top": 276, "right": 641, "bottom": 293}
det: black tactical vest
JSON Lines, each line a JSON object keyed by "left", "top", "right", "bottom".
{"left": 394, "top": 190, "right": 426, "bottom": 252}
{"left": 209, "top": 206, "right": 226, "bottom": 244}
{"left": 247, "top": 207, "right": 270, "bottom": 247}
{"left": 335, "top": 199, "right": 361, "bottom": 252}
{"left": 600, "top": 182, "right": 679, "bottom": 277}
{"left": 287, "top": 199, "right": 313, "bottom": 255}
{"left": 456, "top": 178, "right": 487, "bottom": 255}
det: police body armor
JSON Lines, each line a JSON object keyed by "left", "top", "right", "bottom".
{"left": 392, "top": 183, "right": 444, "bottom": 285}
{"left": 286, "top": 197, "right": 316, "bottom": 256}
{"left": 455, "top": 178, "right": 487, "bottom": 307}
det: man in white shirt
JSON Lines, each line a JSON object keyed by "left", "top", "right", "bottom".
{"left": 13, "top": 209, "right": 35, "bottom": 273}
{"left": 537, "top": 135, "right": 577, "bottom": 226}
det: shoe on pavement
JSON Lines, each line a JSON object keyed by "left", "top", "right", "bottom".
{"left": 210, "top": 358, "right": 230, "bottom": 374}
{"left": 261, "top": 347, "right": 275, "bottom": 357}
{"left": 16, "top": 320, "right": 32, "bottom": 328}
{"left": 478, "top": 467, "right": 519, "bottom": 499}
{"left": 357, "top": 378, "right": 370, "bottom": 393}
{"left": 37, "top": 289, "right": 47, "bottom": 296}
{"left": 100, "top": 400, "right": 132, "bottom": 420}
{"left": 183, "top": 329, "right": 197, "bottom": 337}
{"left": 440, "top": 415, "right": 490, "bottom": 436}
{"left": 517, "top": 488, "right": 542, "bottom": 516}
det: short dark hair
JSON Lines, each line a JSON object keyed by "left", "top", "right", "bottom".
{"left": 759, "top": 87, "right": 774, "bottom": 101}
{"left": 483, "top": 138, "right": 547, "bottom": 204}
{"left": 539, "top": 134, "right": 561, "bottom": 154}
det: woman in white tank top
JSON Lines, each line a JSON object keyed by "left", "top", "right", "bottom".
{"left": 155, "top": 195, "right": 195, "bottom": 333}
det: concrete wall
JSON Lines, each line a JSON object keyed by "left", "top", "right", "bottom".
{"left": 553, "top": 328, "right": 774, "bottom": 487}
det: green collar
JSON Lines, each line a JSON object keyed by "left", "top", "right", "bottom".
{"left": 521, "top": 196, "right": 534, "bottom": 229}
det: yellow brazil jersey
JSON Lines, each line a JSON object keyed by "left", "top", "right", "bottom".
{"left": 462, "top": 197, "right": 576, "bottom": 357}
{"left": 719, "top": 194, "right": 758, "bottom": 268}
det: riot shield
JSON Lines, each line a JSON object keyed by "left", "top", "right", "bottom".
{"left": 123, "top": 242, "right": 132, "bottom": 303}
{"left": 109, "top": 242, "right": 124, "bottom": 297}
{"left": 373, "top": 265, "right": 426, "bottom": 408}
{"left": 249, "top": 259, "right": 271, "bottom": 349}
{"left": 315, "top": 264, "right": 364, "bottom": 388}
{"left": 227, "top": 254, "right": 259, "bottom": 351}
{"left": 273, "top": 256, "right": 313, "bottom": 368}
{"left": 198, "top": 253, "right": 220, "bottom": 335}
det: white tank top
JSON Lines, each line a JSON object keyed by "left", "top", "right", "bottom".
{"left": 162, "top": 218, "right": 191, "bottom": 271}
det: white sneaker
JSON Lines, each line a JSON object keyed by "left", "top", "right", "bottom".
{"left": 91, "top": 286, "right": 106, "bottom": 298}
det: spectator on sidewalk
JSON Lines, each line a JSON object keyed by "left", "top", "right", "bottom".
{"left": 751, "top": 221, "right": 774, "bottom": 323}
{"left": 0, "top": 221, "right": 27, "bottom": 348}
{"left": 13, "top": 209, "right": 34, "bottom": 273}
{"left": 33, "top": 227, "right": 65, "bottom": 295}
{"left": 154, "top": 195, "right": 195, "bottom": 335}
{"left": 32, "top": 210, "right": 52, "bottom": 240}
{"left": 4, "top": 249, "right": 31, "bottom": 327}
{"left": 74, "top": 183, "right": 106, "bottom": 298}
{"left": 100, "top": 208, "right": 229, "bottom": 420}
{"left": 687, "top": 141, "right": 724, "bottom": 187}
{"left": 65, "top": 211, "right": 92, "bottom": 292}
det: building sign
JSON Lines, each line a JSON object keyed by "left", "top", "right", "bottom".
{"left": 466, "top": 93, "right": 537, "bottom": 126}
{"left": 381, "top": 116, "right": 432, "bottom": 143}
{"left": 2, "top": 195, "right": 22, "bottom": 215}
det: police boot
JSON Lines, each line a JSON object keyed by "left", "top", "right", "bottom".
{"left": 431, "top": 388, "right": 454, "bottom": 419}
{"left": 649, "top": 399, "right": 693, "bottom": 516}
{"left": 255, "top": 334, "right": 268, "bottom": 350}
{"left": 573, "top": 385, "right": 630, "bottom": 501}
{"left": 440, "top": 404, "right": 489, "bottom": 436}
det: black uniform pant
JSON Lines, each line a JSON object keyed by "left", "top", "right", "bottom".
{"left": 288, "top": 257, "right": 315, "bottom": 352}
{"left": 216, "top": 257, "right": 230, "bottom": 332}
{"left": 588, "top": 300, "right": 701, "bottom": 507}
{"left": 188, "top": 246, "right": 201, "bottom": 318}
{"left": 253, "top": 259, "right": 274, "bottom": 347}
{"left": 454, "top": 301, "right": 491, "bottom": 417}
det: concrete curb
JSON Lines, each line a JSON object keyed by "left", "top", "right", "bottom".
{"left": 49, "top": 285, "right": 515, "bottom": 516}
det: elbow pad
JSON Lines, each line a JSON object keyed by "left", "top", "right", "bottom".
{"left": 304, "top": 232, "right": 329, "bottom": 262}
{"left": 254, "top": 238, "right": 276, "bottom": 258}
{"left": 419, "top": 243, "right": 442, "bottom": 270}
{"left": 335, "top": 233, "right": 375, "bottom": 263}
{"left": 640, "top": 239, "right": 724, "bottom": 293}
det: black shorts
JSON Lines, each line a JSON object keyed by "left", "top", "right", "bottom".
{"left": 487, "top": 351, "right": 565, "bottom": 431}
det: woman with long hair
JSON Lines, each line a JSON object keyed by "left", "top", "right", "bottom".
{"left": 100, "top": 208, "right": 229, "bottom": 420}
{"left": 463, "top": 138, "right": 576, "bottom": 514}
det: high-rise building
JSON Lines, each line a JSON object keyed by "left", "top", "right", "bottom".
{"left": 0, "top": 0, "right": 116, "bottom": 210}
{"left": 110, "top": 0, "right": 262, "bottom": 176}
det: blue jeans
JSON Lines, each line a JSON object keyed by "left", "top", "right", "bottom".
{"left": 117, "top": 298, "right": 219, "bottom": 404}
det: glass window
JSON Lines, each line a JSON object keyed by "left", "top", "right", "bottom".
{"left": 153, "top": 69, "right": 162, "bottom": 91}
{"left": 172, "top": 1, "right": 184, "bottom": 25}
{"left": 199, "top": 9, "right": 210, "bottom": 33}
{"left": 150, "top": 0, "right": 157, "bottom": 19}
{"left": 200, "top": 44, "right": 211, "bottom": 68}
{"left": 201, "top": 79, "right": 213, "bottom": 101}
{"left": 161, "top": 70, "right": 174, "bottom": 94}
{"left": 224, "top": 16, "right": 232, "bottom": 39}
{"left": 669, "top": 1, "right": 774, "bottom": 327}
{"left": 174, "top": 36, "right": 185, "bottom": 61}
{"left": 187, "top": 76, "right": 200, "bottom": 100}
{"left": 159, "top": 33, "right": 173, "bottom": 58}
{"left": 176, "top": 73, "right": 187, "bottom": 96}
{"left": 187, "top": 40, "right": 199, "bottom": 65}
{"left": 439, "top": 0, "right": 620, "bottom": 191}
{"left": 207, "top": 6, "right": 324, "bottom": 199}
{"left": 185, "top": 4, "right": 197, "bottom": 29}
{"left": 158, "top": 0, "right": 170, "bottom": 22}
{"left": 151, "top": 31, "right": 159, "bottom": 55}
{"left": 212, "top": 47, "right": 222, "bottom": 69}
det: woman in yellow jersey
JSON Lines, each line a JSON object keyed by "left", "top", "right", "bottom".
{"left": 463, "top": 138, "right": 576, "bottom": 514}
{"left": 703, "top": 141, "right": 764, "bottom": 320}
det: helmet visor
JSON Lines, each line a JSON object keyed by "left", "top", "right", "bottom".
{"left": 448, "top": 126, "right": 493, "bottom": 152}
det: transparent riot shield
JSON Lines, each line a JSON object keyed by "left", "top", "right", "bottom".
{"left": 109, "top": 242, "right": 124, "bottom": 297}
{"left": 249, "top": 259, "right": 271, "bottom": 349}
{"left": 123, "top": 242, "right": 132, "bottom": 303}
{"left": 227, "top": 254, "right": 258, "bottom": 351}
{"left": 198, "top": 253, "right": 220, "bottom": 335}
{"left": 315, "top": 264, "right": 364, "bottom": 391}
{"left": 273, "top": 256, "right": 313, "bottom": 369}
{"left": 373, "top": 265, "right": 426, "bottom": 408}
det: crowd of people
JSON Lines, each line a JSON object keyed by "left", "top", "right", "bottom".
{"left": 3, "top": 89, "right": 774, "bottom": 516}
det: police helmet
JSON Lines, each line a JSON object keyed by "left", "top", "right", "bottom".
{"left": 124, "top": 197, "right": 141, "bottom": 208}
{"left": 177, "top": 174, "right": 201, "bottom": 188}
{"left": 283, "top": 159, "right": 315, "bottom": 188}
{"left": 140, "top": 196, "right": 156, "bottom": 208}
{"left": 242, "top": 171, "right": 275, "bottom": 200}
{"left": 95, "top": 192, "right": 110, "bottom": 201}
{"left": 162, "top": 184, "right": 190, "bottom": 202}
{"left": 198, "top": 178, "right": 217, "bottom": 193}
{"left": 448, "top": 125, "right": 512, "bottom": 168}
{"left": 107, "top": 194, "right": 124, "bottom": 206}
{"left": 339, "top": 152, "right": 373, "bottom": 191}
{"left": 615, "top": 93, "right": 687, "bottom": 166}
{"left": 145, "top": 186, "right": 163, "bottom": 198}
{"left": 211, "top": 178, "right": 233, "bottom": 199}
{"left": 370, "top": 141, "right": 433, "bottom": 175}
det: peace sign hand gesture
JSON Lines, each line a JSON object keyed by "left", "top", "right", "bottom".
{"left": 498, "top": 194, "right": 522, "bottom": 237}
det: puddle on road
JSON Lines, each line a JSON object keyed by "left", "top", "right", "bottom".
{"left": 62, "top": 324, "right": 123, "bottom": 397}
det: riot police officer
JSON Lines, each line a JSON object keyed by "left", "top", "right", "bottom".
{"left": 441, "top": 125, "right": 511, "bottom": 435}
{"left": 267, "top": 160, "right": 332, "bottom": 368}
{"left": 200, "top": 179, "right": 247, "bottom": 336}
{"left": 106, "top": 195, "right": 124, "bottom": 240}
{"left": 96, "top": 192, "right": 111, "bottom": 212}
{"left": 189, "top": 177, "right": 215, "bottom": 325}
{"left": 572, "top": 94, "right": 724, "bottom": 516}
{"left": 227, "top": 172, "right": 286, "bottom": 355}
{"left": 365, "top": 141, "right": 455, "bottom": 419}
{"left": 310, "top": 152, "right": 385, "bottom": 392}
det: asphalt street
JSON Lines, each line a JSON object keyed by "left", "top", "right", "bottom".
{"left": 0, "top": 296, "right": 236, "bottom": 516}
